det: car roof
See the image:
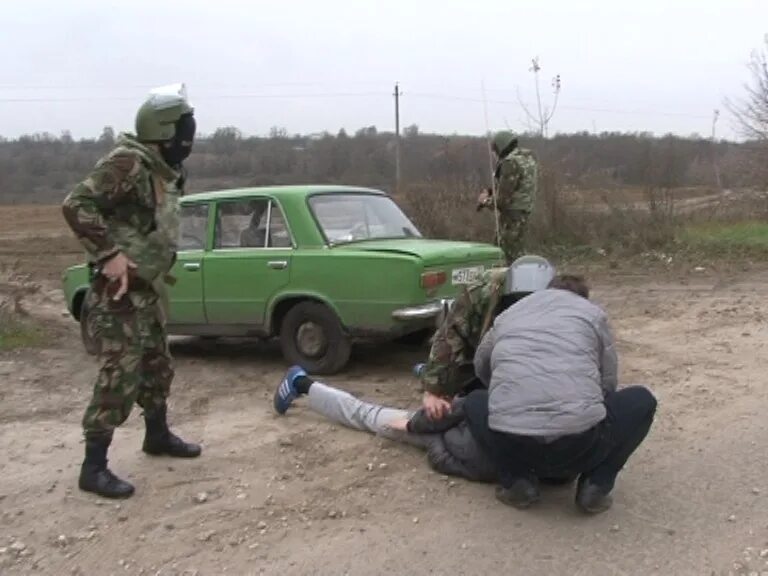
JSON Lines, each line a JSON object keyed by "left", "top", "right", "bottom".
{"left": 182, "top": 185, "right": 387, "bottom": 203}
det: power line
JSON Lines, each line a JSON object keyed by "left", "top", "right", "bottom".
{"left": 0, "top": 92, "right": 387, "bottom": 103}
{"left": 196, "top": 91, "right": 387, "bottom": 100}
{"left": 0, "top": 86, "right": 715, "bottom": 123}
{"left": 406, "top": 92, "right": 713, "bottom": 120}
{"left": 0, "top": 81, "right": 393, "bottom": 91}
{"left": 0, "top": 96, "right": 137, "bottom": 103}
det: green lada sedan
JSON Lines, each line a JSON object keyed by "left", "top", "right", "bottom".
{"left": 62, "top": 185, "right": 503, "bottom": 374}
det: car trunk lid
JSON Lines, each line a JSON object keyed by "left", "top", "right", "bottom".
{"left": 332, "top": 238, "right": 502, "bottom": 266}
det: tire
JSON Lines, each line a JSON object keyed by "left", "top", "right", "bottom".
{"left": 79, "top": 296, "right": 102, "bottom": 356}
{"left": 279, "top": 301, "right": 351, "bottom": 375}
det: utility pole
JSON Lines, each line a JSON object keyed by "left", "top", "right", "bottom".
{"left": 711, "top": 108, "right": 723, "bottom": 194}
{"left": 393, "top": 82, "right": 401, "bottom": 194}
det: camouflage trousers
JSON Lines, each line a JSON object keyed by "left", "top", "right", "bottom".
{"left": 498, "top": 210, "right": 530, "bottom": 263}
{"left": 82, "top": 282, "right": 173, "bottom": 437}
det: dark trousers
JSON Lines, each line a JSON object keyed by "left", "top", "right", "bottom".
{"left": 464, "top": 386, "right": 657, "bottom": 492}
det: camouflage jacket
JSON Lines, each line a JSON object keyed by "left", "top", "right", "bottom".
{"left": 62, "top": 134, "right": 182, "bottom": 288}
{"left": 420, "top": 268, "right": 507, "bottom": 397}
{"left": 494, "top": 148, "right": 537, "bottom": 214}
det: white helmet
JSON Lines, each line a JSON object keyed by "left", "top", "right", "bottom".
{"left": 504, "top": 255, "right": 555, "bottom": 294}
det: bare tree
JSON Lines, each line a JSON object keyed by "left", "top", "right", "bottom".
{"left": 726, "top": 35, "right": 768, "bottom": 140}
{"left": 517, "top": 57, "right": 562, "bottom": 137}
{"left": 724, "top": 36, "right": 768, "bottom": 191}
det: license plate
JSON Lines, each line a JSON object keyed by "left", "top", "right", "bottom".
{"left": 451, "top": 266, "right": 484, "bottom": 285}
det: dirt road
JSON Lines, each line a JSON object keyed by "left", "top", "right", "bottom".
{"left": 1, "top": 206, "right": 767, "bottom": 576}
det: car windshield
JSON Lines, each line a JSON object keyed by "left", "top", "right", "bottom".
{"left": 309, "top": 194, "right": 422, "bottom": 244}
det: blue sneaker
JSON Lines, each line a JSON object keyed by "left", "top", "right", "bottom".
{"left": 413, "top": 363, "right": 426, "bottom": 378}
{"left": 274, "top": 365, "right": 307, "bottom": 415}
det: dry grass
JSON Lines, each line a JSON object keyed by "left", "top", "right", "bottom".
{"left": 0, "top": 204, "right": 68, "bottom": 239}
{"left": 3, "top": 186, "right": 766, "bottom": 275}
{"left": 0, "top": 310, "right": 46, "bottom": 350}
{"left": 0, "top": 265, "right": 47, "bottom": 350}
{"left": 402, "top": 174, "right": 768, "bottom": 262}
{"left": 401, "top": 178, "right": 678, "bottom": 257}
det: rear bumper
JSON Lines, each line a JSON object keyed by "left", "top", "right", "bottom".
{"left": 391, "top": 299, "right": 452, "bottom": 322}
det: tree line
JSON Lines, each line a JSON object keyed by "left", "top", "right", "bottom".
{"left": 0, "top": 125, "right": 763, "bottom": 204}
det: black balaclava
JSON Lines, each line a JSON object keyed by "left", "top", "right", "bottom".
{"left": 161, "top": 112, "right": 196, "bottom": 168}
{"left": 496, "top": 138, "right": 518, "bottom": 160}
{"left": 496, "top": 292, "right": 532, "bottom": 315}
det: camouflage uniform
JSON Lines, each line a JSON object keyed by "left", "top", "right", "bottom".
{"left": 63, "top": 134, "right": 181, "bottom": 436}
{"left": 494, "top": 148, "right": 537, "bottom": 262}
{"left": 420, "top": 268, "right": 507, "bottom": 398}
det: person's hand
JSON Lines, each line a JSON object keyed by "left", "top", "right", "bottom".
{"left": 422, "top": 391, "right": 452, "bottom": 420}
{"left": 476, "top": 189, "right": 492, "bottom": 211}
{"left": 102, "top": 252, "right": 137, "bottom": 300}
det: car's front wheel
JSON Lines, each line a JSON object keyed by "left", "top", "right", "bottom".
{"left": 279, "top": 301, "right": 351, "bottom": 375}
{"left": 79, "top": 295, "right": 102, "bottom": 356}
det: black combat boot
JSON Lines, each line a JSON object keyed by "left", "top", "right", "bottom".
{"left": 142, "top": 404, "right": 202, "bottom": 458}
{"left": 78, "top": 434, "right": 135, "bottom": 499}
{"left": 575, "top": 478, "right": 613, "bottom": 514}
{"left": 495, "top": 477, "right": 541, "bottom": 509}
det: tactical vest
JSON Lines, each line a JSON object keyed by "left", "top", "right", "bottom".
{"left": 104, "top": 136, "right": 180, "bottom": 316}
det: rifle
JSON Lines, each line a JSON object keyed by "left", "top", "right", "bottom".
{"left": 480, "top": 80, "right": 502, "bottom": 248}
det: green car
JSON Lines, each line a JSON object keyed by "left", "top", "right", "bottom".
{"left": 62, "top": 185, "right": 504, "bottom": 374}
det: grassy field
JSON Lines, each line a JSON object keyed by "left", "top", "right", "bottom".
{"left": 0, "top": 312, "right": 46, "bottom": 350}
{"left": 680, "top": 221, "right": 768, "bottom": 254}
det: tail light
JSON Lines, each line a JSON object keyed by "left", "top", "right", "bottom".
{"left": 421, "top": 270, "right": 446, "bottom": 290}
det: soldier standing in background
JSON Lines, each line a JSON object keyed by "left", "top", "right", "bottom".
{"left": 477, "top": 131, "right": 538, "bottom": 262}
{"left": 62, "top": 84, "right": 201, "bottom": 499}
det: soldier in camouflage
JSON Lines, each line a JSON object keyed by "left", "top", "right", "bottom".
{"left": 477, "top": 131, "right": 538, "bottom": 262}
{"left": 420, "top": 268, "right": 507, "bottom": 398}
{"left": 419, "top": 256, "right": 555, "bottom": 419}
{"left": 62, "top": 84, "right": 201, "bottom": 499}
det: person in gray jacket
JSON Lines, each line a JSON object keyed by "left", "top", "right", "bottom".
{"left": 464, "top": 274, "right": 657, "bottom": 514}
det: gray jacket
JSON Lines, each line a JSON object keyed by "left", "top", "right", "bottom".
{"left": 475, "top": 288, "right": 618, "bottom": 440}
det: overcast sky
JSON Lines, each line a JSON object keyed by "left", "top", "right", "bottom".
{"left": 0, "top": 0, "right": 766, "bottom": 140}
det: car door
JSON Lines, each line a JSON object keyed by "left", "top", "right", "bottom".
{"left": 203, "top": 197, "right": 293, "bottom": 327}
{"left": 167, "top": 202, "right": 208, "bottom": 325}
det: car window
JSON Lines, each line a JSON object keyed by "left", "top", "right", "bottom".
{"left": 309, "top": 194, "right": 421, "bottom": 244}
{"left": 213, "top": 198, "right": 293, "bottom": 249}
{"left": 215, "top": 199, "right": 270, "bottom": 249}
{"left": 178, "top": 204, "right": 209, "bottom": 251}
{"left": 268, "top": 202, "right": 292, "bottom": 248}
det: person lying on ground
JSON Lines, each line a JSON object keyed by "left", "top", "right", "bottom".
{"left": 463, "top": 274, "right": 658, "bottom": 514}
{"left": 272, "top": 366, "right": 576, "bottom": 485}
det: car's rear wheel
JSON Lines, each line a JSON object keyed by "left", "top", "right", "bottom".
{"left": 79, "top": 296, "right": 101, "bottom": 356}
{"left": 279, "top": 301, "right": 351, "bottom": 375}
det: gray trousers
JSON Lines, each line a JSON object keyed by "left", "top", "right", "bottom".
{"left": 307, "top": 382, "right": 435, "bottom": 449}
